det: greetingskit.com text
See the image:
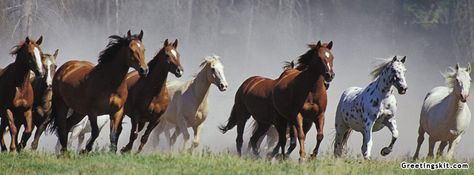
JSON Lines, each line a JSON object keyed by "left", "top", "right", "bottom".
{"left": 400, "top": 161, "right": 469, "bottom": 170}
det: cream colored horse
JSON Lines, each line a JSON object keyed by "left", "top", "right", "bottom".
{"left": 413, "top": 63, "right": 471, "bottom": 160}
{"left": 152, "top": 55, "right": 228, "bottom": 149}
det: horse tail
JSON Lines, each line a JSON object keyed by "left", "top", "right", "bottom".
{"left": 342, "top": 128, "right": 352, "bottom": 147}
{"left": 47, "top": 99, "right": 58, "bottom": 134}
{"left": 218, "top": 104, "right": 241, "bottom": 134}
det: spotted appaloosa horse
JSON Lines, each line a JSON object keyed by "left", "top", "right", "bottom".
{"left": 334, "top": 56, "right": 408, "bottom": 160}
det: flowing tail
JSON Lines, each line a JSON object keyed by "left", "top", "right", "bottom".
{"left": 342, "top": 128, "right": 352, "bottom": 147}
{"left": 47, "top": 96, "right": 60, "bottom": 134}
{"left": 218, "top": 104, "right": 240, "bottom": 134}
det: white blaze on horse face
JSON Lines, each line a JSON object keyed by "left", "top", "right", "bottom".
{"left": 457, "top": 69, "right": 472, "bottom": 98}
{"left": 45, "top": 59, "right": 53, "bottom": 86}
{"left": 325, "top": 51, "right": 331, "bottom": 58}
{"left": 33, "top": 47, "right": 44, "bottom": 74}
{"left": 171, "top": 49, "right": 177, "bottom": 58}
{"left": 136, "top": 42, "right": 141, "bottom": 48}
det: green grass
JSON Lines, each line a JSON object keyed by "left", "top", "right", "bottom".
{"left": 0, "top": 150, "right": 472, "bottom": 175}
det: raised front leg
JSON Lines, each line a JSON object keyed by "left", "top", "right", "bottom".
{"left": 191, "top": 124, "right": 204, "bottom": 150}
{"left": 380, "top": 119, "right": 399, "bottom": 156}
{"left": 17, "top": 110, "right": 33, "bottom": 151}
{"left": 110, "top": 108, "right": 125, "bottom": 153}
{"left": 137, "top": 119, "right": 161, "bottom": 153}
{"left": 361, "top": 123, "right": 374, "bottom": 160}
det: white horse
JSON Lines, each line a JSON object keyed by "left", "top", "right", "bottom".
{"left": 334, "top": 56, "right": 408, "bottom": 160}
{"left": 413, "top": 63, "right": 471, "bottom": 160}
{"left": 55, "top": 115, "right": 109, "bottom": 152}
{"left": 152, "top": 55, "right": 228, "bottom": 149}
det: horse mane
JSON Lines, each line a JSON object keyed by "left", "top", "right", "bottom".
{"left": 9, "top": 41, "right": 26, "bottom": 56}
{"left": 98, "top": 35, "right": 138, "bottom": 64}
{"left": 295, "top": 44, "right": 320, "bottom": 70}
{"left": 370, "top": 57, "right": 393, "bottom": 80}
{"left": 442, "top": 67, "right": 458, "bottom": 88}
{"left": 282, "top": 60, "right": 295, "bottom": 70}
{"left": 199, "top": 55, "right": 221, "bottom": 68}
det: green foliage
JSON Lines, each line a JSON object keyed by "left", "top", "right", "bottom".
{"left": 0, "top": 151, "right": 472, "bottom": 175}
{"left": 404, "top": 0, "right": 451, "bottom": 29}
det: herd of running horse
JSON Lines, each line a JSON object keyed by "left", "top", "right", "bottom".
{"left": 0, "top": 30, "right": 471, "bottom": 162}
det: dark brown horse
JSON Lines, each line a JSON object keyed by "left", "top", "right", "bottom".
{"left": 0, "top": 36, "right": 45, "bottom": 152}
{"left": 120, "top": 39, "right": 183, "bottom": 153}
{"left": 220, "top": 41, "right": 334, "bottom": 161}
{"left": 50, "top": 30, "right": 148, "bottom": 153}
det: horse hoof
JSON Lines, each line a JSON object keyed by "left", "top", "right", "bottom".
{"left": 380, "top": 147, "right": 392, "bottom": 156}
{"left": 79, "top": 149, "right": 89, "bottom": 154}
{"left": 298, "top": 158, "right": 306, "bottom": 163}
{"left": 120, "top": 147, "right": 131, "bottom": 153}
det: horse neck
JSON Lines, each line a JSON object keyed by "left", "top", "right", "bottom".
{"left": 309, "top": 75, "right": 326, "bottom": 95}
{"left": 93, "top": 55, "right": 130, "bottom": 89}
{"left": 143, "top": 59, "right": 169, "bottom": 95}
{"left": 190, "top": 66, "right": 212, "bottom": 104}
{"left": 293, "top": 65, "right": 324, "bottom": 98}
{"left": 446, "top": 90, "right": 466, "bottom": 116}
{"left": 11, "top": 54, "right": 31, "bottom": 86}
{"left": 32, "top": 77, "right": 51, "bottom": 107}
{"left": 368, "top": 71, "right": 393, "bottom": 98}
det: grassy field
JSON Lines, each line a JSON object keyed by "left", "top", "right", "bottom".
{"left": 0, "top": 150, "right": 472, "bottom": 175}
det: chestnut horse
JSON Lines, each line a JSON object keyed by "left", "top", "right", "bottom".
{"left": 253, "top": 60, "right": 329, "bottom": 158}
{"left": 0, "top": 36, "right": 45, "bottom": 152}
{"left": 120, "top": 39, "right": 183, "bottom": 153}
{"left": 220, "top": 41, "right": 334, "bottom": 161}
{"left": 50, "top": 30, "right": 148, "bottom": 153}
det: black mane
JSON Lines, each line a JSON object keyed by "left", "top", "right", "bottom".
{"left": 98, "top": 34, "right": 139, "bottom": 64}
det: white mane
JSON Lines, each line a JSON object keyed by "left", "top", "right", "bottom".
{"left": 370, "top": 57, "right": 394, "bottom": 80}
{"left": 441, "top": 67, "right": 457, "bottom": 88}
{"left": 199, "top": 55, "right": 222, "bottom": 68}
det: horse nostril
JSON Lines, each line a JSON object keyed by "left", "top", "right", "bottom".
{"left": 139, "top": 67, "right": 148, "bottom": 75}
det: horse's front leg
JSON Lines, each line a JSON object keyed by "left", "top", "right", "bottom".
{"left": 191, "top": 124, "right": 203, "bottom": 150}
{"left": 83, "top": 115, "right": 98, "bottom": 153}
{"left": 295, "top": 113, "right": 306, "bottom": 162}
{"left": 446, "top": 135, "right": 462, "bottom": 159}
{"left": 380, "top": 118, "right": 399, "bottom": 156}
{"left": 31, "top": 115, "right": 52, "bottom": 150}
{"left": 361, "top": 122, "right": 374, "bottom": 160}
{"left": 137, "top": 119, "right": 161, "bottom": 153}
{"left": 311, "top": 113, "right": 324, "bottom": 159}
{"left": 109, "top": 108, "right": 125, "bottom": 153}
{"left": 5, "top": 109, "right": 18, "bottom": 152}
{"left": 18, "top": 110, "right": 33, "bottom": 151}
{"left": 0, "top": 117, "right": 8, "bottom": 151}
{"left": 176, "top": 113, "right": 190, "bottom": 150}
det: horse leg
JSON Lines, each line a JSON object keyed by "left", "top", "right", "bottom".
{"left": 191, "top": 124, "right": 203, "bottom": 150}
{"left": 310, "top": 114, "right": 324, "bottom": 159}
{"left": 269, "top": 117, "right": 288, "bottom": 159}
{"left": 54, "top": 101, "right": 70, "bottom": 154}
{"left": 427, "top": 136, "right": 436, "bottom": 159}
{"left": 446, "top": 136, "right": 461, "bottom": 159}
{"left": 249, "top": 121, "right": 270, "bottom": 157}
{"left": 437, "top": 141, "right": 447, "bottom": 157}
{"left": 31, "top": 114, "right": 52, "bottom": 150}
{"left": 109, "top": 108, "right": 125, "bottom": 153}
{"left": 236, "top": 118, "right": 249, "bottom": 156}
{"left": 137, "top": 120, "right": 160, "bottom": 153}
{"left": 176, "top": 113, "right": 190, "bottom": 150}
{"left": 69, "top": 123, "right": 83, "bottom": 151}
{"left": 380, "top": 119, "right": 399, "bottom": 156}
{"left": 5, "top": 109, "right": 18, "bottom": 152}
{"left": 295, "top": 112, "right": 307, "bottom": 162}
{"left": 361, "top": 123, "right": 374, "bottom": 160}
{"left": 170, "top": 127, "right": 179, "bottom": 147}
{"left": 287, "top": 121, "right": 298, "bottom": 155}
{"left": 77, "top": 133, "right": 85, "bottom": 151}
{"left": 121, "top": 119, "right": 144, "bottom": 153}
{"left": 413, "top": 126, "right": 425, "bottom": 160}
{"left": 0, "top": 118, "right": 8, "bottom": 151}
{"left": 83, "top": 115, "right": 99, "bottom": 153}
{"left": 266, "top": 126, "right": 278, "bottom": 153}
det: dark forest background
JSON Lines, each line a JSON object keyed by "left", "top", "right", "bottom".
{"left": 1, "top": 0, "right": 474, "bottom": 159}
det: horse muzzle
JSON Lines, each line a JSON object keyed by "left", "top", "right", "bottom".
{"left": 138, "top": 66, "right": 149, "bottom": 76}
{"left": 324, "top": 72, "right": 335, "bottom": 82}
{"left": 460, "top": 94, "right": 468, "bottom": 103}
{"left": 173, "top": 68, "right": 183, "bottom": 78}
{"left": 397, "top": 87, "right": 407, "bottom": 95}
{"left": 217, "top": 83, "right": 228, "bottom": 92}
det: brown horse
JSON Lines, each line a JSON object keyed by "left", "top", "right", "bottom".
{"left": 120, "top": 39, "right": 183, "bottom": 153}
{"left": 0, "top": 36, "right": 45, "bottom": 152}
{"left": 50, "top": 30, "right": 148, "bottom": 153}
{"left": 253, "top": 60, "right": 329, "bottom": 158}
{"left": 220, "top": 41, "right": 334, "bottom": 161}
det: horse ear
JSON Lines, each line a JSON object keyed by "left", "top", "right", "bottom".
{"left": 456, "top": 63, "right": 460, "bottom": 70}
{"left": 173, "top": 39, "right": 178, "bottom": 48}
{"left": 392, "top": 56, "right": 397, "bottom": 62}
{"left": 401, "top": 56, "right": 406, "bottom": 63}
{"left": 53, "top": 49, "right": 59, "bottom": 58}
{"left": 163, "top": 39, "right": 169, "bottom": 47}
{"left": 127, "top": 30, "right": 132, "bottom": 39}
{"left": 36, "top": 36, "right": 43, "bottom": 45}
{"left": 327, "top": 41, "right": 333, "bottom": 50}
{"left": 467, "top": 63, "right": 472, "bottom": 73}
{"left": 316, "top": 40, "right": 321, "bottom": 48}
{"left": 138, "top": 30, "right": 143, "bottom": 41}
{"left": 25, "top": 37, "right": 30, "bottom": 43}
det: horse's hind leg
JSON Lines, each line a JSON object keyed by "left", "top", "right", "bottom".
{"left": 5, "top": 109, "right": 18, "bottom": 152}
{"left": 121, "top": 119, "right": 144, "bottom": 153}
{"left": 437, "top": 141, "right": 447, "bottom": 157}
{"left": 380, "top": 119, "right": 399, "bottom": 156}
{"left": 427, "top": 136, "right": 437, "bottom": 159}
{"left": 269, "top": 117, "right": 288, "bottom": 159}
{"left": 31, "top": 114, "right": 52, "bottom": 150}
{"left": 249, "top": 121, "right": 270, "bottom": 156}
{"left": 413, "top": 126, "right": 425, "bottom": 160}
{"left": 109, "top": 108, "right": 125, "bottom": 153}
